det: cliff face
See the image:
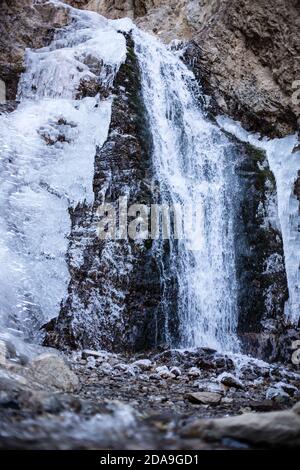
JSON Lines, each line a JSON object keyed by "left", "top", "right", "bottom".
{"left": 2, "top": 0, "right": 299, "bottom": 135}
{"left": 0, "top": 0, "right": 69, "bottom": 103}
{"left": 44, "top": 37, "right": 168, "bottom": 352}
{"left": 67, "top": 0, "right": 300, "bottom": 138}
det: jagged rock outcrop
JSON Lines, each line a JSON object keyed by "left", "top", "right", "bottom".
{"left": 1, "top": 0, "right": 299, "bottom": 132}
{"left": 0, "top": 0, "right": 69, "bottom": 103}
{"left": 227, "top": 139, "right": 288, "bottom": 347}
{"left": 70, "top": 0, "right": 300, "bottom": 138}
{"left": 44, "top": 36, "right": 171, "bottom": 352}
{"left": 183, "top": 0, "right": 300, "bottom": 138}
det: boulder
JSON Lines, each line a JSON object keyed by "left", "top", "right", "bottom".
{"left": 185, "top": 392, "right": 222, "bottom": 405}
{"left": 182, "top": 405, "right": 300, "bottom": 447}
{"left": 217, "top": 372, "right": 244, "bottom": 390}
{"left": 29, "top": 353, "right": 79, "bottom": 392}
{"left": 132, "top": 359, "right": 152, "bottom": 371}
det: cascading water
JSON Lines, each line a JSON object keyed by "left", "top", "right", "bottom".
{"left": 133, "top": 31, "right": 239, "bottom": 352}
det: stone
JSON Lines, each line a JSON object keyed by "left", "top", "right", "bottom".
{"left": 276, "top": 382, "right": 298, "bottom": 397}
{"left": 86, "top": 356, "right": 96, "bottom": 369}
{"left": 170, "top": 366, "right": 181, "bottom": 377}
{"left": 132, "top": 359, "right": 152, "bottom": 371}
{"left": 293, "top": 402, "right": 300, "bottom": 415}
{"left": 29, "top": 353, "right": 79, "bottom": 392}
{"left": 195, "top": 380, "right": 224, "bottom": 394}
{"left": 266, "top": 387, "right": 290, "bottom": 403}
{"left": 249, "top": 400, "right": 280, "bottom": 412}
{"left": 0, "top": 368, "right": 28, "bottom": 393}
{"left": 185, "top": 392, "right": 222, "bottom": 405}
{"left": 217, "top": 372, "right": 244, "bottom": 390}
{"left": 82, "top": 349, "right": 107, "bottom": 360}
{"left": 187, "top": 367, "right": 201, "bottom": 378}
{"left": 155, "top": 366, "right": 175, "bottom": 379}
{"left": 100, "top": 362, "right": 113, "bottom": 374}
{"left": 182, "top": 406, "right": 300, "bottom": 447}
{"left": 114, "top": 363, "right": 136, "bottom": 377}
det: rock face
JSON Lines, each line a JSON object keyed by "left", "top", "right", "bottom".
{"left": 0, "top": 0, "right": 69, "bottom": 102}
{"left": 232, "top": 140, "right": 288, "bottom": 352}
{"left": 71, "top": 0, "right": 300, "bottom": 138}
{"left": 44, "top": 35, "right": 166, "bottom": 352}
{"left": 183, "top": 0, "right": 300, "bottom": 138}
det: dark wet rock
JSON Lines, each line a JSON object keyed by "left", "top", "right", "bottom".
{"left": 182, "top": 404, "right": 300, "bottom": 448}
{"left": 185, "top": 392, "right": 222, "bottom": 406}
{"left": 240, "top": 326, "right": 300, "bottom": 366}
{"left": 154, "top": 348, "right": 235, "bottom": 372}
{"left": 249, "top": 400, "right": 280, "bottom": 412}
{"left": 218, "top": 373, "right": 244, "bottom": 390}
{"left": 235, "top": 142, "right": 287, "bottom": 331}
{"left": 44, "top": 34, "right": 169, "bottom": 353}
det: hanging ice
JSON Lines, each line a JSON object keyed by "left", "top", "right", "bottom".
{"left": 0, "top": 2, "right": 126, "bottom": 339}
{"left": 217, "top": 116, "right": 300, "bottom": 326}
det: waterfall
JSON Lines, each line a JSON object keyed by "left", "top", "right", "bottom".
{"left": 134, "top": 31, "right": 239, "bottom": 351}
{"left": 4, "top": 1, "right": 285, "bottom": 354}
{"left": 0, "top": 3, "right": 241, "bottom": 352}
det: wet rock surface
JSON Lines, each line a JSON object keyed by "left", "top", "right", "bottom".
{"left": 44, "top": 34, "right": 166, "bottom": 352}
{"left": 0, "top": 0, "right": 70, "bottom": 101}
{"left": 69, "top": 0, "right": 300, "bottom": 138}
{"left": 1, "top": 343, "right": 300, "bottom": 449}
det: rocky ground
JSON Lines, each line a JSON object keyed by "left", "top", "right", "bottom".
{"left": 1, "top": 336, "right": 300, "bottom": 449}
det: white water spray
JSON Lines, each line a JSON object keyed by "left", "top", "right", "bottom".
{"left": 134, "top": 31, "right": 239, "bottom": 351}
